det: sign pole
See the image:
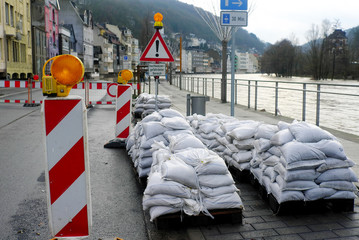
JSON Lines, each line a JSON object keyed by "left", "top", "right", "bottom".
{"left": 231, "top": 30, "right": 235, "bottom": 116}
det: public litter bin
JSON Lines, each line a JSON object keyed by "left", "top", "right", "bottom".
{"left": 186, "top": 94, "right": 210, "bottom": 116}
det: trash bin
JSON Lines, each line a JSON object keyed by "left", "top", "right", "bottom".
{"left": 187, "top": 94, "right": 210, "bottom": 116}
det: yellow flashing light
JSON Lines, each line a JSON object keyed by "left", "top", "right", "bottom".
{"left": 154, "top": 12, "right": 163, "bottom": 29}
{"left": 42, "top": 54, "right": 85, "bottom": 97}
{"left": 117, "top": 69, "right": 133, "bottom": 84}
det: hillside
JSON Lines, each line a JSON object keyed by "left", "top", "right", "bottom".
{"left": 85, "top": 0, "right": 267, "bottom": 53}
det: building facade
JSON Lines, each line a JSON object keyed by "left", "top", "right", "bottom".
{"left": 3, "top": 0, "right": 32, "bottom": 79}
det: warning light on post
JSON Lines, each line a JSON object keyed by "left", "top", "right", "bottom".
{"left": 42, "top": 54, "right": 84, "bottom": 97}
{"left": 117, "top": 69, "right": 133, "bottom": 85}
{"left": 154, "top": 12, "right": 163, "bottom": 29}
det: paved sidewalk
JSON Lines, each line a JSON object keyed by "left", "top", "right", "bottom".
{"left": 142, "top": 80, "right": 359, "bottom": 240}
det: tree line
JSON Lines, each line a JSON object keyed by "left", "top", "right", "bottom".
{"left": 260, "top": 21, "right": 359, "bottom": 80}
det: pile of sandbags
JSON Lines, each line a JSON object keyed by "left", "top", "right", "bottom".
{"left": 257, "top": 121, "right": 357, "bottom": 204}
{"left": 143, "top": 133, "right": 243, "bottom": 221}
{"left": 187, "top": 114, "right": 261, "bottom": 171}
{"left": 126, "top": 109, "right": 192, "bottom": 177}
{"left": 133, "top": 93, "right": 172, "bottom": 118}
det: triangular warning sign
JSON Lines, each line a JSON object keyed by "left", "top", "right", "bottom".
{"left": 140, "top": 31, "right": 174, "bottom": 62}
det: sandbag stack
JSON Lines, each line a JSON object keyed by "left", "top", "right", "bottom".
{"left": 261, "top": 121, "right": 357, "bottom": 204}
{"left": 143, "top": 133, "right": 243, "bottom": 221}
{"left": 250, "top": 123, "right": 280, "bottom": 188}
{"left": 133, "top": 93, "right": 172, "bottom": 118}
{"left": 126, "top": 109, "right": 192, "bottom": 177}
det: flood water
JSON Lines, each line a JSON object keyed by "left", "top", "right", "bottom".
{"left": 181, "top": 73, "right": 359, "bottom": 136}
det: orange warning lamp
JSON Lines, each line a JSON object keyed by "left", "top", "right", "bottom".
{"left": 42, "top": 54, "right": 85, "bottom": 97}
{"left": 154, "top": 12, "right": 163, "bottom": 29}
{"left": 117, "top": 69, "right": 133, "bottom": 84}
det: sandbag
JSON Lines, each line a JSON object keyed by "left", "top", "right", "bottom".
{"left": 198, "top": 173, "right": 235, "bottom": 188}
{"left": 143, "top": 194, "right": 184, "bottom": 210}
{"left": 161, "top": 158, "right": 198, "bottom": 188}
{"left": 320, "top": 181, "right": 358, "bottom": 192}
{"left": 315, "top": 168, "right": 358, "bottom": 183}
{"left": 161, "top": 116, "right": 190, "bottom": 130}
{"left": 280, "top": 142, "right": 326, "bottom": 164}
{"left": 270, "top": 129, "right": 294, "bottom": 146}
{"left": 316, "top": 158, "right": 355, "bottom": 173}
{"left": 204, "top": 192, "right": 243, "bottom": 210}
{"left": 200, "top": 185, "right": 239, "bottom": 197}
{"left": 288, "top": 122, "right": 335, "bottom": 143}
{"left": 142, "top": 121, "right": 168, "bottom": 139}
{"left": 255, "top": 124, "right": 278, "bottom": 139}
{"left": 304, "top": 188, "right": 337, "bottom": 201}
{"left": 308, "top": 140, "right": 347, "bottom": 160}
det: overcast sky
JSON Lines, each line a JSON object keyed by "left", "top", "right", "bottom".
{"left": 178, "top": 0, "right": 359, "bottom": 45}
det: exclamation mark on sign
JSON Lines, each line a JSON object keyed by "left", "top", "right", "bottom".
{"left": 155, "top": 40, "right": 159, "bottom": 57}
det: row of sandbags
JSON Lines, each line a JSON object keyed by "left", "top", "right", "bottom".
{"left": 126, "top": 109, "right": 192, "bottom": 177}
{"left": 187, "top": 113, "right": 261, "bottom": 171}
{"left": 187, "top": 114, "right": 358, "bottom": 204}
{"left": 251, "top": 121, "right": 358, "bottom": 203}
{"left": 143, "top": 134, "right": 243, "bottom": 221}
{"left": 133, "top": 93, "right": 172, "bottom": 118}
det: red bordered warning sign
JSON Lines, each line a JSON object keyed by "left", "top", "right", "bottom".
{"left": 140, "top": 31, "right": 174, "bottom": 62}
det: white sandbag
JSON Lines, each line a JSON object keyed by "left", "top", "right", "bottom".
{"left": 141, "top": 111, "right": 162, "bottom": 123}
{"left": 163, "top": 130, "right": 193, "bottom": 141}
{"left": 276, "top": 167, "right": 320, "bottom": 182}
{"left": 285, "top": 159, "right": 326, "bottom": 171}
{"left": 276, "top": 175, "right": 318, "bottom": 191}
{"left": 315, "top": 168, "right": 358, "bottom": 183}
{"left": 263, "top": 166, "right": 278, "bottom": 182}
{"left": 270, "top": 129, "right": 294, "bottom": 146}
{"left": 142, "top": 121, "right": 168, "bottom": 139}
{"left": 149, "top": 205, "right": 180, "bottom": 221}
{"left": 140, "top": 135, "right": 168, "bottom": 149}
{"left": 173, "top": 148, "right": 217, "bottom": 167}
{"left": 263, "top": 155, "right": 280, "bottom": 166}
{"left": 277, "top": 121, "right": 290, "bottom": 130}
{"left": 161, "top": 116, "right": 190, "bottom": 130}
{"left": 143, "top": 194, "right": 184, "bottom": 210}
{"left": 157, "top": 95, "right": 172, "bottom": 103}
{"left": 304, "top": 188, "right": 337, "bottom": 201}
{"left": 200, "top": 185, "right": 239, "bottom": 197}
{"left": 169, "top": 133, "right": 206, "bottom": 152}
{"left": 316, "top": 158, "right": 355, "bottom": 173}
{"left": 161, "top": 158, "right": 198, "bottom": 188}
{"left": 199, "top": 122, "right": 220, "bottom": 134}
{"left": 228, "top": 125, "right": 258, "bottom": 140}
{"left": 233, "top": 138, "right": 255, "bottom": 150}
{"left": 159, "top": 109, "right": 183, "bottom": 118}
{"left": 200, "top": 132, "right": 219, "bottom": 140}
{"left": 198, "top": 173, "right": 235, "bottom": 188}
{"left": 138, "top": 166, "right": 151, "bottom": 178}
{"left": 126, "top": 134, "right": 135, "bottom": 151}
{"left": 262, "top": 175, "right": 272, "bottom": 194}
{"left": 251, "top": 167, "right": 263, "bottom": 183}
{"left": 204, "top": 192, "right": 243, "bottom": 210}
{"left": 250, "top": 157, "right": 262, "bottom": 168}
{"left": 271, "top": 183, "right": 305, "bottom": 203}
{"left": 253, "top": 138, "right": 272, "bottom": 153}
{"left": 232, "top": 150, "right": 253, "bottom": 163}
{"left": 158, "top": 103, "right": 172, "bottom": 109}
{"left": 196, "top": 158, "right": 229, "bottom": 175}
{"left": 139, "top": 157, "right": 153, "bottom": 169}
{"left": 288, "top": 122, "right": 336, "bottom": 143}
{"left": 226, "top": 144, "right": 239, "bottom": 153}
{"left": 255, "top": 124, "right": 278, "bottom": 140}
{"left": 325, "top": 191, "right": 356, "bottom": 199}
{"left": 280, "top": 142, "right": 326, "bottom": 164}
{"left": 320, "top": 181, "right": 358, "bottom": 192}
{"left": 258, "top": 151, "right": 272, "bottom": 160}
{"left": 139, "top": 148, "right": 153, "bottom": 158}
{"left": 308, "top": 140, "right": 347, "bottom": 160}
{"left": 267, "top": 146, "right": 282, "bottom": 157}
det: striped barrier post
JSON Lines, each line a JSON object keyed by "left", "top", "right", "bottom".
{"left": 104, "top": 84, "right": 132, "bottom": 148}
{"left": 42, "top": 96, "right": 92, "bottom": 238}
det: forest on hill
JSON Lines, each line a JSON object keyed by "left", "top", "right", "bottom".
{"left": 85, "top": 0, "right": 267, "bottom": 53}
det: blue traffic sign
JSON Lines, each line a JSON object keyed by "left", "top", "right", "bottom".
{"left": 220, "top": 0, "right": 248, "bottom": 10}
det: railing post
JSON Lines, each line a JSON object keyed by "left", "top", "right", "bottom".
{"left": 302, "top": 83, "right": 306, "bottom": 121}
{"left": 235, "top": 79, "right": 238, "bottom": 104}
{"left": 212, "top": 78, "right": 214, "bottom": 98}
{"left": 197, "top": 77, "right": 199, "bottom": 94}
{"left": 254, "top": 81, "right": 258, "bottom": 111}
{"left": 205, "top": 77, "right": 208, "bottom": 96}
{"left": 275, "top": 82, "right": 279, "bottom": 116}
{"left": 316, "top": 84, "right": 321, "bottom": 126}
{"left": 248, "top": 80, "right": 251, "bottom": 109}
{"left": 202, "top": 78, "right": 205, "bottom": 95}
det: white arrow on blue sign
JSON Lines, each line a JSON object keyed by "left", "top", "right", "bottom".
{"left": 220, "top": 0, "right": 248, "bottom": 10}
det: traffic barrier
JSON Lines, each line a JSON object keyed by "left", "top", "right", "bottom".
{"left": 0, "top": 80, "right": 139, "bottom": 105}
{"left": 104, "top": 84, "right": 132, "bottom": 148}
{"left": 42, "top": 96, "right": 92, "bottom": 238}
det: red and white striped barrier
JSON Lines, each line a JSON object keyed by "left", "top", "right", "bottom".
{"left": 0, "top": 99, "right": 43, "bottom": 104}
{"left": 42, "top": 96, "right": 91, "bottom": 238}
{"left": 116, "top": 84, "right": 132, "bottom": 138}
{"left": 0, "top": 80, "right": 139, "bottom": 90}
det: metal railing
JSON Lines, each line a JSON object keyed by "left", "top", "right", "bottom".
{"left": 173, "top": 75, "right": 359, "bottom": 131}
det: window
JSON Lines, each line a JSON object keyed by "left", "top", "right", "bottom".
{"left": 13, "top": 41, "right": 19, "bottom": 62}
{"left": 27, "top": 3, "right": 30, "bottom": 20}
{"left": 19, "top": 14, "right": 23, "bottom": 33}
{"left": 20, "top": 43, "right": 26, "bottom": 62}
{"left": 28, "top": 31, "right": 31, "bottom": 47}
{"left": 52, "top": 9, "right": 55, "bottom": 23}
{"left": 53, "top": 31, "right": 56, "bottom": 46}
{"left": 5, "top": 3, "right": 9, "bottom": 25}
{"left": 10, "top": 5, "right": 14, "bottom": 27}
{"left": 0, "top": 39, "right": 2, "bottom": 60}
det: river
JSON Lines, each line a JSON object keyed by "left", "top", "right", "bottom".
{"left": 180, "top": 73, "right": 359, "bottom": 136}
